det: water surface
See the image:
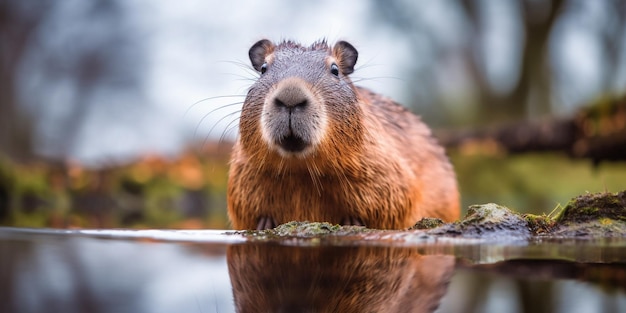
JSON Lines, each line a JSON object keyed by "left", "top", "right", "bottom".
{"left": 1, "top": 227, "right": 624, "bottom": 313}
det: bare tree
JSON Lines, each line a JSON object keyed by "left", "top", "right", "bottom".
{"left": 0, "top": 1, "right": 53, "bottom": 160}
{"left": 370, "top": 0, "right": 625, "bottom": 126}
{"left": 0, "top": 0, "right": 145, "bottom": 162}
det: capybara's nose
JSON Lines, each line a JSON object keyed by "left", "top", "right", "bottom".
{"left": 272, "top": 83, "right": 309, "bottom": 109}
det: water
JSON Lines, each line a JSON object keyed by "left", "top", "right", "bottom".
{"left": 1, "top": 227, "right": 625, "bottom": 313}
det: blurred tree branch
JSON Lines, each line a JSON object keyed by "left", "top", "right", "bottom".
{"left": 0, "top": 2, "right": 52, "bottom": 160}
{"left": 371, "top": 0, "right": 625, "bottom": 127}
{"left": 462, "top": 0, "right": 564, "bottom": 120}
{"left": 439, "top": 96, "right": 626, "bottom": 164}
{"left": 0, "top": 1, "right": 145, "bottom": 162}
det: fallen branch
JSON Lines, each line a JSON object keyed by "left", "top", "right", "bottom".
{"left": 438, "top": 97, "right": 626, "bottom": 164}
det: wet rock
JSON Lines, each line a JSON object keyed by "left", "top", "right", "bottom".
{"left": 235, "top": 221, "right": 373, "bottom": 239}
{"left": 273, "top": 221, "right": 341, "bottom": 237}
{"left": 232, "top": 192, "right": 626, "bottom": 241}
{"left": 427, "top": 203, "right": 532, "bottom": 239}
{"left": 523, "top": 213, "right": 554, "bottom": 235}
{"left": 557, "top": 191, "right": 626, "bottom": 223}
{"left": 411, "top": 217, "right": 445, "bottom": 230}
{"left": 548, "top": 191, "right": 626, "bottom": 238}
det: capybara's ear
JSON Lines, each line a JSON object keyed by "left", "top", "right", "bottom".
{"left": 333, "top": 41, "right": 358, "bottom": 75}
{"left": 249, "top": 39, "right": 275, "bottom": 72}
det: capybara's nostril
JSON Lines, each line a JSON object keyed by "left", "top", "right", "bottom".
{"left": 273, "top": 85, "right": 309, "bottom": 109}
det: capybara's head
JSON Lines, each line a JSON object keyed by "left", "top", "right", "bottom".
{"left": 239, "top": 39, "right": 363, "bottom": 164}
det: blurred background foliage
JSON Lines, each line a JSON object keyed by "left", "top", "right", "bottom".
{"left": 0, "top": 144, "right": 231, "bottom": 228}
{"left": 1, "top": 0, "right": 625, "bottom": 228}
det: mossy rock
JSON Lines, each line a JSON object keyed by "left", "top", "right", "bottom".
{"left": 273, "top": 221, "right": 342, "bottom": 237}
{"left": 548, "top": 191, "right": 626, "bottom": 237}
{"left": 231, "top": 192, "right": 626, "bottom": 241}
{"left": 523, "top": 213, "right": 554, "bottom": 235}
{"left": 556, "top": 191, "right": 626, "bottom": 223}
{"left": 427, "top": 203, "right": 532, "bottom": 239}
{"left": 235, "top": 221, "right": 374, "bottom": 239}
{"left": 432, "top": 193, "right": 626, "bottom": 238}
{"left": 411, "top": 217, "right": 445, "bottom": 230}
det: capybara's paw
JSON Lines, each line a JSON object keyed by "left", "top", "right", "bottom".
{"left": 256, "top": 216, "right": 277, "bottom": 230}
{"left": 341, "top": 216, "right": 365, "bottom": 227}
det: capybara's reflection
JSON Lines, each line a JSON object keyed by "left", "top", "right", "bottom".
{"left": 227, "top": 244, "right": 455, "bottom": 313}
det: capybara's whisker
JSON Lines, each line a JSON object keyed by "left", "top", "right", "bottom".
{"left": 184, "top": 95, "right": 244, "bottom": 119}
{"left": 219, "top": 115, "right": 241, "bottom": 144}
{"left": 194, "top": 102, "right": 243, "bottom": 140}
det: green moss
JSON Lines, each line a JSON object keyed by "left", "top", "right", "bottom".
{"left": 545, "top": 191, "right": 626, "bottom": 237}
{"left": 519, "top": 192, "right": 626, "bottom": 237}
{"left": 556, "top": 191, "right": 626, "bottom": 224}
{"left": 231, "top": 221, "right": 374, "bottom": 240}
{"left": 599, "top": 218, "right": 613, "bottom": 225}
{"left": 523, "top": 214, "right": 555, "bottom": 235}
{"left": 427, "top": 203, "right": 533, "bottom": 238}
{"left": 411, "top": 217, "right": 444, "bottom": 230}
{"left": 273, "top": 221, "right": 342, "bottom": 236}
{"left": 232, "top": 193, "right": 626, "bottom": 240}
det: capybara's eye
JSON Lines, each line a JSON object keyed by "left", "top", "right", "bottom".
{"left": 330, "top": 63, "right": 339, "bottom": 76}
{"left": 261, "top": 63, "right": 268, "bottom": 74}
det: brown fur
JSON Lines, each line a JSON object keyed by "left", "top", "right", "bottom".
{"left": 228, "top": 39, "right": 460, "bottom": 230}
